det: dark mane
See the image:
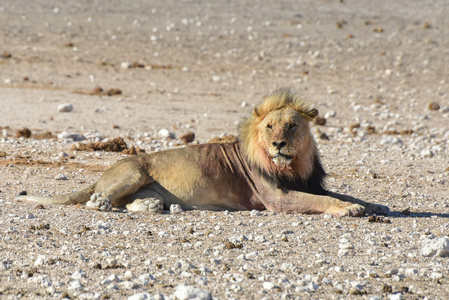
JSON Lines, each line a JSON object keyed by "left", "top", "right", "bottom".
{"left": 259, "top": 153, "right": 327, "bottom": 195}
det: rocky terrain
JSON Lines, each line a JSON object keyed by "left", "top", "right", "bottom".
{"left": 0, "top": 0, "right": 448, "bottom": 299}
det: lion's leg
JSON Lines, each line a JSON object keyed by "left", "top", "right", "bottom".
{"left": 124, "top": 186, "right": 165, "bottom": 213}
{"left": 85, "top": 159, "right": 152, "bottom": 211}
{"left": 265, "top": 192, "right": 366, "bottom": 217}
{"left": 326, "top": 191, "right": 390, "bottom": 215}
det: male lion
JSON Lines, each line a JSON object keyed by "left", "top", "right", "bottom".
{"left": 16, "top": 89, "right": 388, "bottom": 216}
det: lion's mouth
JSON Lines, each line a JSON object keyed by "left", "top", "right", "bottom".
{"left": 272, "top": 153, "right": 293, "bottom": 166}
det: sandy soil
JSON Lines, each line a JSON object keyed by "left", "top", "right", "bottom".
{"left": 0, "top": 0, "right": 448, "bottom": 299}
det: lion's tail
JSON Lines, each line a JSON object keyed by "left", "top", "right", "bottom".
{"left": 15, "top": 184, "right": 96, "bottom": 205}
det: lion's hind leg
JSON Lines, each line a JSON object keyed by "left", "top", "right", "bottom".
{"left": 125, "top": 187, "right": 165, "bottom": 213}
{"left": 85, "top": 158, "right": 152, "bottom": 211}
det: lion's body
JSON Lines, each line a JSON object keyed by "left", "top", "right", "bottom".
{"left": 16, "top": 89, "right": 388, "bottom": 216}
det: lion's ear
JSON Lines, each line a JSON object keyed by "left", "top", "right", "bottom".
{"left": 303, "top": 107, "right": 318, "bottom": 121}
{"left": 254, "top": 107, "right": 260, "bottom": 117}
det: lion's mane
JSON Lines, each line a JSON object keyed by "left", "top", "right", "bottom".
{"left": 238, "top": 88, "right": 327, "bottom": 194}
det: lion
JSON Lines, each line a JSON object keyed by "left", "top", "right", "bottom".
{"left": 16, "top": 88, "right": 389, "bottom": 217}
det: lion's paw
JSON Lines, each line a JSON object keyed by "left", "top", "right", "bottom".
{"left": 366, "top": 203, "right": 390, "bottom": 216}
{"left": 326, "top": 203, "right": 366, "bottom": 217}
{"left": 126, "top": 198, "right": 163, "bottom": 213}
{"left": 86, "top": 193, "right": 112, "bottom": 212}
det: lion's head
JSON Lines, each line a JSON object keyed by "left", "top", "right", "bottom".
{"left": 239, "top": 89, "right": 321, "bottom": 180}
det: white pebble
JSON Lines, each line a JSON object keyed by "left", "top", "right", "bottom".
{"left": 250, "top": 209, "right": 261, "bottom": 217}
{"left": 54, "top": 174, "right": 68, "bottom": 180}
{"left": 108, "top": 274, "right": 121, "bottom": 283}
{"left": 263, "top": 281, "right": 276, "bottom": 290}
{"left": 68, "top": 280, "right": 83, "bottom": 290}
{"left": 57, "top": 132, "right": 86, "bottom": 141}
{"left": 422, "top": 236, "right": 449, "bottom": 257}
{"left": 34, "top": 255, "right": 47, "bottom": 266}
{"left": 380, "top": 136, "right": 402, "bottom": 145}
{"left": 124, "top": 270, "right": 134, "bottom": 280}
{"left": 138, "top": 273, "right": 156, "bottom": 286}
{"left": 324, "top": 111, "right": 337, "bottom": 118}
{"left": 430, "top": 272, "right": 443, "bottom": 280}
{"left": 158, "top": 128, "right": 175, "bottom": 139}
{"left": 170, "top": 204, "right": 184, "bottom": 214}
{"left": 405, "top": 268, "right": 418, "bottom": 277}
{"left": 128, "top": 293, "right": 153, "bottom": 300}
{"left": 121, "top": 62, "right": 131, "bottom": 69}
{"left": 72, "top": 270, "right": 86, "bottom": 279}
{"left": 420, "top": 148, "right": 434, "bottom": 158}
{"left": 57, "top": 103, "right": 73, "bottom": 112}
{"left": 337, "top": 249, "right": 350, "bottom": 257}
{"left": 307, "top": 282, "right": 319, "bottom": 291}
{"left": 173, "top": 284, "right": 212, "bottom": 300}
{"left": 389, "top": 293, "right": 403, "bottom": 300}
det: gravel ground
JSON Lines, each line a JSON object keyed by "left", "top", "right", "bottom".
{"left": 1, "top": 0, "right": 449, "bottom": 299}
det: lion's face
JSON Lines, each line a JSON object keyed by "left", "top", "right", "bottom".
{"left": 258, "top": 107, "right": 312, "bottom": 168}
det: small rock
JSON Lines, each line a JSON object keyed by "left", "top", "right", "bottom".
{"left": 263, "top": 281, "right": 276, "bottom": 290}
{"left": 427, "top": 102, "right": 440, "bottom": 111}
{"left": 307, "top": 282, "right": 319, "bottom": 291}
{"left": 405, "top": 268, "right": 418, "bottom": 277}
{"left": 138, "top": 274, "right": 156, "bottom": 286}
{"left": 121, "top": 62, "right": 131, "bottom": 69}
{"left": 180, "top": 132, "right": 195, "bottom": 143}
{"left": 124, "top": 270, "right": 134, "bottom": 280}
{"left": 349, "top": 287, "right": 363, "bottom": 295}
{"left": 337, "top": 249, "right": 350, "bottom": 257}
{"left": 319, "top": 132, "right": 330, "bottom": 140}
{"left": 422, "top": 236, "right": 449, "bottom": 257}
{"left": 55, "top": 174, "right": 68, "bottom": 180}
{"left": 389, "top": 293, "right": 403, "bottom": 300}
{"left": 380, "top": 136, "right": 402, "bottom": 145}
{"left": 25, "top": 213, "right": 35, "bottom": 219}
{"left": 324, "top": 111, "right": 337, "bottom": 118}
{"left": 170, "top": 204, "right": 184, "bottom": 214}
{"left": 57, "top": 132, "right": 86, "bottom": 141}
{"left": 72, "top": 270, "right": 86, "bottom": 280}
{"left": 68, "top": 280, "right": 83, "bottom": 290}
{"left": 16, "top": 128, "right": 32, "bottom": 138}
{"left": 57, "top": 103, "right": 73, "bottom": 112}
{"left": 314, "top": 116, "right": 327, "bottom": 126}
{"left": 421, "top": 149, "right": 434, "bottom": 158}
{"left": 108, "top": 274, "right": 121, "bottom": 283}
{"left": 158, "top": 128, "right": 175, "bottom": 139}
{"left": 173, "top": 284, "right": 212, "bottom": 300}
{"left": 250, "top": 209, "right": 261, "bottom": 217}
{"left": 430, "top": 272, "right": 443, "bottom": 280}
{"left": 127, "top": 293, "right": 158, "bottom": 300}
{"left": 34, "top": 255, "right": 47, "bottom": 266}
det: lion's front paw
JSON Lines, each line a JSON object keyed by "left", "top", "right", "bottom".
{"left": 325, "top": 203, "right": 366, "bottom": 217}
{"left": 126, "top": 198, "right": 163, "bottom": 213}
{"left": 86, "top": 193, "right": 112, "bottom": 212}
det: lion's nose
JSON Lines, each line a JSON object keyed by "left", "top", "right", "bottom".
{"left": 272, "top": 141, "right": 286, "bottom": 149}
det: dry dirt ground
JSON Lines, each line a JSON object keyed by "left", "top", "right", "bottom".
{"left": 1, "top": 0, "right": 449, "bottom": 299}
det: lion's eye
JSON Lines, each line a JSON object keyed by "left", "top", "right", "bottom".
{"left": 266, "top": 124, "right": 272, "bottom": 130}
{"left": 289, "top": 123, "right": 297, "bottom": 130}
